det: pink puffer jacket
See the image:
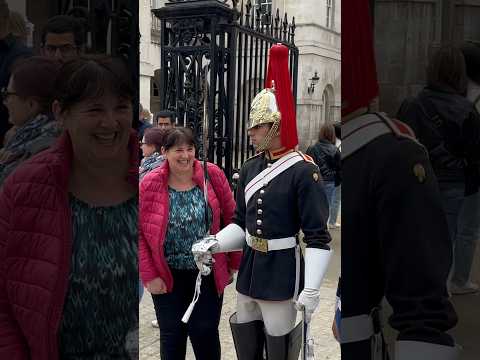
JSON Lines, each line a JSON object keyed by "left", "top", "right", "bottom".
{"left": 139, "top": 159, "right": 242, "bottom": 294}
{"left": 0, "top": 132, "right": 138, "bottom": 360}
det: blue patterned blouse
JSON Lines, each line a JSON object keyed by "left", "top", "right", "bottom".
{"left": 164, "top": 186, "right": 212, "bottom": 270}
{"left": 58, "top": 195, "right": 138, "bottom": 359}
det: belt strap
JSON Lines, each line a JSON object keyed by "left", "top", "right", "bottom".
{"left": 245, "top": 231, "right": 297, "bottom": 251}
{"left": 340, "top": 314, "right": 375, "bottom": 343}
{"left": 244, "top": 152, "right": 303, "bottom": 205}
{"left": 342, "top": 113, "right": 391, "bottom": 160}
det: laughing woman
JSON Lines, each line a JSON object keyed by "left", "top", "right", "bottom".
{"left": 0, "top": 56, "right": 139, "bottom": 359}
{"left": 140, "top": 127, "right": 242, "bottom": 360}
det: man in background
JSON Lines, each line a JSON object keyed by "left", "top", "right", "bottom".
{"left": 153, "top": 110, "right": 175, "bottom": 130}
{"left": 40, "top": 15, "right": 85, "bottom": 62}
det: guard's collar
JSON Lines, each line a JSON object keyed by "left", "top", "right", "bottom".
{"left": 266, "top": 147, "right": 294, "bottom": 160}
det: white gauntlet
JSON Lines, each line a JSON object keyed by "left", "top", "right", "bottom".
{"left": 295, "top": 248, "right": 332, "bottom": 322}
{"left": 191, "top": 235, "right": 219, "bottom": 276}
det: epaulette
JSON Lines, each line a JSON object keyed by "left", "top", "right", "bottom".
{"left": 382, "top": 115, "right": 416, "bottom": 141}
{"left": 343, "top": 112, "right": 422, "bottom": 160}
{"left": 297, "top": 151, "right": 316, "bottom": 165}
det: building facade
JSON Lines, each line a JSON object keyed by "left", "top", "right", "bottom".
{"left": 372, "top": 0, "right": 480, "bottom": 116}
{"left": 140, "top": 0, "right": 341, "bottom": 149}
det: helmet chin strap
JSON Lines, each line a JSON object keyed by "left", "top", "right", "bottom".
{"left": 255, "top": 119, "right": 281, "bottom": 152}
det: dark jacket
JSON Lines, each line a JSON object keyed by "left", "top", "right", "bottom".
{"left": 306, "top": 139, "right": 341, "bottom": 183}
{"left": 342, "top": 114, "right": 457, "bottom": 359}
{"left": 397, "top": 87, "right": 480, "bottom": 194}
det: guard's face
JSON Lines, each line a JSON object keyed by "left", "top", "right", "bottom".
{"left": 164, "top": 142, "right": 195, "bottom": 175}
{"left": 54, "top": 93, "right": 133, "bottom": 165}
{"left": 248, "top": 123, "right": 271, "bottom": 147}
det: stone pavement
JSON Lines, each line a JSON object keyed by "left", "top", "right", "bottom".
{"left": 139, "top": 228, "right": 341, "bottom": 360}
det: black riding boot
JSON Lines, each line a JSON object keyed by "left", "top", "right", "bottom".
{"left": 230, "top": 313, "right": 266, "bottom": 360}
{"left": 264, "top": 321, "right": 303, "bottom": 360}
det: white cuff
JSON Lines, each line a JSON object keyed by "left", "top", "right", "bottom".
{"left": 304, "top": 248, "right": 332, "bottom": 290}
{"left": 395, "top": 341, "right": 460, "bottom": 360}
{"left": 215, "top": 223, "right": 246, "bottom": 252}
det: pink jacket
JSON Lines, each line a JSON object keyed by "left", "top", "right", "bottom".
{"left": 0, "top": 132, "right": 138, "bottom": 360}
{"left": 139, "top": 159, "right": 242, "bottom": 294}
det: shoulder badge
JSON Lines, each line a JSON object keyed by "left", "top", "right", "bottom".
{"left": 312, "top": 172, "right": 320, "bottom": 182}
{"left": 413, "top": 163, "right": 426, "bottom": 183}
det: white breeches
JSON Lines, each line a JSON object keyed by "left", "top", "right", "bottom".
{"left": 236, "top": 292, "right": 297, "bottom": 336}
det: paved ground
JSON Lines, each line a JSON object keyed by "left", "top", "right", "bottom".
{"left": 139, "top": 228, "right": 341, "bottom": 360}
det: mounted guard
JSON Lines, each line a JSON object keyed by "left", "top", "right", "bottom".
{"left": 192, "top": 43, "right": 332, "bottom": 359}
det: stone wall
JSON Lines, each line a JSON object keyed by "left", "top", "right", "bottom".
{"left": 374, "top": 0, "right": 480, "bottom": 117}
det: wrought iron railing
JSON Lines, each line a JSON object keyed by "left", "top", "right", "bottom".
{"left": 155, "top": 0, "right": 298, "bottom": 180}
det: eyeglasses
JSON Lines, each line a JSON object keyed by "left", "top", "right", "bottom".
{"left": 42, "top": 44, "right": 78, "bottom": 55}
{"left": 0, "top": 87, "right": 18, "bottom": 100}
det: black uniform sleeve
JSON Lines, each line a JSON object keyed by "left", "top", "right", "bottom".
{"left": 375, "top": 139, "right": 457, "bottom": 346}
{"left": 296, "top": 162, "right": 332, "bottom": 250}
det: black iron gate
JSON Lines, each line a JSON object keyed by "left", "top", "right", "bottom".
{"left": 154, "top": 0, "right": 299, "bottom": 180}
{"left": 56, "top": 0, "right": 139, "bottom": 88}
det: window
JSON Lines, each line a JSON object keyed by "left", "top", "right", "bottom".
{"left": 256, "top": 0, "right": 273, "bottom": 15}
{"left": 322, "top": 89, "right": 330, "bottom": 123}
{"left": 326, "top": 0, "right": 334, "bottom": 28}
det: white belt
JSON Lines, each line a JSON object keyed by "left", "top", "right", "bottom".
{"left": 246, "top": 230, "right": 297, "bottom": 252}
{"left": 245, "top": 230, "right": 301, "bottom": 300}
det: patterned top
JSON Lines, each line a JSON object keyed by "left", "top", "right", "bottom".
{"left": 59, "top": 195, "right": 139, "bottom": 360}
{"left": 164, "top": 186, "right": 212, "bottom": 270}
{"left": 139, "top": 152, "right": 165, "bottom": 181}
{"left": 0, "top": 113, "right": 61, "bottom": 186}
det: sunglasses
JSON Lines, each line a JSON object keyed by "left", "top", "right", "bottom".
{"left": 0, "top": 87, "right": 18, "bottom": 100}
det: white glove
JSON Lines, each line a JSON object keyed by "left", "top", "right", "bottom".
{"left": 295, "top": 248, "right": 332, "bottom": 322}
{"left": 191, "top": 235, "right": 219, "bottom": 276}
{"left": 296, "top": 288, "right": 320, "bottom": 323}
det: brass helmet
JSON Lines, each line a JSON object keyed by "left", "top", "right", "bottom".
{"left": 248, "top": 44, "right": 298, "bottom": 152}
{"left": 248, "top": 84, "right": 281, "bottom": 152}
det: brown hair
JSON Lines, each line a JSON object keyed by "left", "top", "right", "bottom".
{"left": 427, "top": 45, "right": 468, "bottom": 95}
{"left": 319, "top": 123, "right": 336, "bottom": 144}
{"left": 162, "top": 127, "right": 196, "bottom": 151}
{"left": 143, "top": 127, "right": 166, "bottom": 152}
{"left": 54, "top": 55, "right": 135, "bottom": 112}
{"left": 11, "top": 56, "right": 62, "bottom": 114}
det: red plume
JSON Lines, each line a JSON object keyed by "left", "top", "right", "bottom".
{"left": 265, "top": 44, "right": 298, "bottom": 150}
{"left": 342, "top": 0, "right": 379, "bottom": 116}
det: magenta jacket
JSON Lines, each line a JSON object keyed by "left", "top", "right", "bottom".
{"left": 0, "top": 132, "right": 138, "bottom": 360}
{"left": 139, "top": 159, "right": 242, "bottom": 294}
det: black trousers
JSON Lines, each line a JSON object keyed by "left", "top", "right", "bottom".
{"left": 152, "top": 269, "right": 223, "bottom": 360}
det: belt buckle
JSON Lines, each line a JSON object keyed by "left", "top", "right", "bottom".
{"left": 251, "top": 236, "right": 268, "bottom": 253}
